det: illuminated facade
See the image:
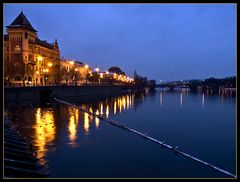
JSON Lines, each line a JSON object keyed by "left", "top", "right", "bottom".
{"left": 60, "top": 58, "right": 91, "bottom": 85}
{"left": 3, "top": 12, "right": 133, "bottom": 87}
{"left": 4, "top": 11, "right": 60, "bottom": 86}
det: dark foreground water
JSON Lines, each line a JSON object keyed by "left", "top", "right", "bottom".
{"left": 5, "top": 88, "right": 236, "bottom": 178}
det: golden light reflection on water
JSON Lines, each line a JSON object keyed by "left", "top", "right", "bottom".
{"left": 114, "top": 100, "right": 117, "bottom": 114}
{"left": 78, "top": 94, "right": 135, "bottom": 134}
{"left": 68, "top": 108, "right": 79, "bottom": 145}
{"left": 95, "top": 110, "right": 100, "bottom": 128}
{"left": 34, "top": 108, "right": 55, "bottom": 164}
{"left": 89, "top": 107, "right": 94, "bottom": 121}
{"left": 118, "top": 98, "right": 122, "bottom": 113}
{"left": 84, "top": 112, "right": 90, "bottom": 133}
{"left": 100, "top": 103, "right": 103, "bottom": 116}
{"left": 106, "top": 104, "right": 109, "bottom": 118}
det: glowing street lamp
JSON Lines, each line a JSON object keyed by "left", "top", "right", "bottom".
{"left": 47, "top": 62, "right": 53, "bottom": 67}
{"left": 84, "top": 64, "right": 89, "bottom": 69}
{"left": 70, "top": 61, "right": 74, "bottom": 65}
{"left": 106, "top": 71, "right": 109, "bottom": 75}
{"left": 95, "top": 67, "right": 99, "bottom": 72}
{"left": 37, "top": 56, "right": 43, "bottom": 61}
{"left": 75, "top": 68, "right": 78, "bottom": 71}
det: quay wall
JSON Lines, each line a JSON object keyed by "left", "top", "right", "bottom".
{"left": 4, "top": 85, "right": 130, "bottom": 102}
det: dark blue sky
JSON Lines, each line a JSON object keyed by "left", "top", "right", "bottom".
{"left": 4, "top": 4, "right": 236, "bottom": 82}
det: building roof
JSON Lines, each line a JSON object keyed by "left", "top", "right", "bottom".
{"left": 6, "top": 11, "right": 37, "bottom": 32}
{"left": 35, "top": 38, "right": 54, "bottom": 49}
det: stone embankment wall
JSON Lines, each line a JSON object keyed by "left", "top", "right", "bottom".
{"left": 4, "top": 85, "right": 131, "bottom": 102}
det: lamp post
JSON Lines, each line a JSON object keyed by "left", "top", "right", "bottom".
{"left": 42, "top": 68, "right": 49, "bottom": 86}
{"left": 37, "top": 56, "right": 43, "bottom": 86}
{"left": 74, "top": 68, "right": 78, "bottom": 86}
{"left": 94, "top": 67, "right": 99, "bottom": 72}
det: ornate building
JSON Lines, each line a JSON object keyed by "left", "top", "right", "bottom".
{"left": 4, "top": 11, "right": 60, "bottom": 86}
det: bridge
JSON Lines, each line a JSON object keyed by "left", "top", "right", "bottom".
{"left": 155, "top": 83, "right": 193, "bottom": 91}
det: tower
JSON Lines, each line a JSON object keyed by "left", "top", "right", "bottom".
{"left": 6, "top": 11, "right": 38, "bottom": 85}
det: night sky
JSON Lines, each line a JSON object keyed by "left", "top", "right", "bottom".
{"left": 4, "top": 4, "right": 236, "bottom": 82}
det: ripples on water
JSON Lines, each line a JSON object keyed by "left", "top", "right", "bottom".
{"left": 5, "top": 88, "right": 236, "bottom": 178}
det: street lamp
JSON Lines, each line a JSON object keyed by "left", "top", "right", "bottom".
{"left": 95, "top": 67, "right": 99, "bottom": 72}
{"left": 70, "top": 61, "right": 74, "bottom": 65}
{"left": 37, "top": 56, "right": 43, "bottom": 61}
{"left": 84, "top": 64, "right": 89, "bottom": 69}
{"left": 48, "top": 62, "right": 53, "bottom": 67}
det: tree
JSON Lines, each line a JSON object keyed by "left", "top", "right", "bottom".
{"left": 108, "top": 66, "right": 125, "bottom": 75}
{"left": 60, "top": 67, "right": 68, "bottom": 85}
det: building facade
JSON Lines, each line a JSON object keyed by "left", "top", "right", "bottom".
{"left": 60, "top": 58, "right": 91, "bottom": 85}
{"left": 4, "top": 11, "right": 60, "bottom": 86}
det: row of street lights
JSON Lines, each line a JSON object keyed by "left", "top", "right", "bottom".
{"left": 90, "top": 67, "right": 134, "bottom": 83}
{"left": 35, "top": 56, "right": 134, "bottom": 85}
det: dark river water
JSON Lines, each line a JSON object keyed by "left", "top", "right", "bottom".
{"left": 5, "top": 88, "right": 236, "bottom": 178}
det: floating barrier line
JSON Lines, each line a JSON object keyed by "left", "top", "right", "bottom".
{"left": 54, "top": 98, "right": 236, "bottom": 178}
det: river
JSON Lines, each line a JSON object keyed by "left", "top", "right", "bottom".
{"left": 5, "top": 88, "right": 236, "bottom": 178}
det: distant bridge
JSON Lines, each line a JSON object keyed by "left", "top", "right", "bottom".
{"left": 155, "top": 83, "right": 192, "bottom": 91}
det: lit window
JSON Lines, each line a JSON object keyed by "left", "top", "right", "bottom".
{"left": 15, "top": 45, "right": 21, "bottom": 51}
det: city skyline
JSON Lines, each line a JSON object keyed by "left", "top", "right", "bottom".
{"left": 4, "top": 3, "right": 236, "bottom": 81}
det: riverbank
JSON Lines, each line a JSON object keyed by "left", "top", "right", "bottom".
{"left": 4, "top": 85, "right": 135, "bottom": 105}
{"left": 4, "top": 114, "right": 50, "bottom": 178}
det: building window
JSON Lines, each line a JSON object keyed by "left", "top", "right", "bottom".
{"left": 15, "top": 63, "right": 20, "bottom": 71}
{"left": 29, "top": 54, "right": 33, "bottom": 61}
{"left": 14, "top": 76, "right": 21, "bottom": 81}
{"left": 14, "top": 54, "right": 21, "bottom": 61}
{"left": 25, "top": 32, "right": 28, "bottom": 39}
{"left": 15, "top": 45, "right": 21, "bottom": 51}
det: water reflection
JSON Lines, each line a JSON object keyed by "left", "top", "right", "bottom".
{"left": 77, "top": 93, "right": 136, "bottom": 134}
{"left": 34, "top": 108, "right": 56, "bottom": 164}
{"left": 180, "top": 93, "right": 183, "bottom": 108}
{"left": 84, "top": 112, "right": 90, "bottom": 133}
{"left": 95, "top": 110, "right": 100, "bottom": 128}
{"left": 160, "top": 92, "right": 163, "bottom": 106}
{"left": 202, "top": 93, "right": 205, "bottom": 108}
{"left": 114, "top": 100, "right": 117, "bottom": 114}
{"left": 5, "top": 89, "right": 235, "bottom": 177}
{"left": 24, "top": 90, "right": 236, "bottom": 157}
{"left": 68, "top": 108, "right": 79, "bottom": 146}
